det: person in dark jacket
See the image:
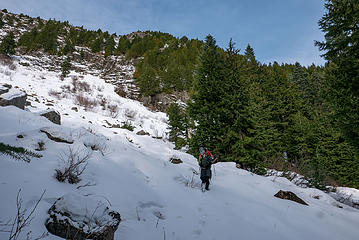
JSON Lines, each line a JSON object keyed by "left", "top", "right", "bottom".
{"left": 198, "top": 147, "right": 218, "bottom": 191}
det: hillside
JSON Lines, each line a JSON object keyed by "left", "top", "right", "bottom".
{"left": 0, "top": 54, "right": 359, "bottom": 240}
{"left": 1, "top": 7, "right": 359, "bottom": 240}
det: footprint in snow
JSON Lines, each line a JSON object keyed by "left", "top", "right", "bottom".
{"left": 138, "top": 201, "right": 163, "bottom": 209}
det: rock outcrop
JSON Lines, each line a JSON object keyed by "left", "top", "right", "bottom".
{"left": 45, "top": 193, "right": 121, "bottom": 240}
{"left": 169, "top": 156, "right": 183, "bottom": 164}
{"left": 274, "top": 190, "right": 308, "bottom": 206}
{"left": 40, "top": 109, "right": 61, "bottom": 125}
{"left": 136, "top": 130, "right": 150, "bottom": 136}
{"left": 40, "top": 127, "right": 74, "bottom": 144}
{"left": 0, "top": 84, "right": 27, "bottom": 110}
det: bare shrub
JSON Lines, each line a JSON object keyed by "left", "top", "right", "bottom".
{"left": 0, "top": 189, "right": 47, "bottom": 240}
{"left": 35, "top": 140, "right": 45, "bottom": 151}
{"left": 115, "top": 85, "right": 126, "bottom": 98}
{"left": 72, "top": 76, "right": 91, "bottom": 93}
{"left": 107, "top": 104, "right": 119, "bottom": 118}
{"left": 0, "top": 54, "right": 16, "bottom": 70}
{"left": 60, "top": 84, "right": 71, "bottom": 92}
{"left": 48, "top": 90, "right": 62, "bottom": 100}
{"left": 75, "top": 94, "right": 98, "bottom": 111}
{"left": 55, "top": 147, "right": 91, "bottom": 184}
{"left": 84, "top": 141, "right": 107, "bottom": 156}
{"left": 100, "top": 97, "right": 107, "bottom": 110}
{"left": 125, "top": 108, "right": 136, "bottom": 120}
{"left": 97, "top": 85, "right": 104, "bottom": 92}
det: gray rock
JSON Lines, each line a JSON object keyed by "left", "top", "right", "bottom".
{"left": 136, "top": 130, "right": 150, "bottom": 136}
{"left": 40, "top": 110, "right": 61, "bottom": 125}
{"left": 274, "top": 190, "right": 308, "bottom": 206}
{"left": 169, "top": 157, "right": 183, "bottom": 164}
{"left": 0, "top": 84, "right": 27, "bottom": 110}
{"left": 45, "top": 194, "right": 121, "bottom": 240}
{"left": 40, "top": 128, "right": 73, "bottom": 144}
{"left": 0, "top": 84, "right": 11, "bottom": 94}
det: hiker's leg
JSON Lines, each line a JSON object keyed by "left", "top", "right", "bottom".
{"left": 205, "top": 178, "right": 210, "bottom": 190}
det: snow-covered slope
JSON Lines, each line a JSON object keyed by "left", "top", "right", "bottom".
{"left": 1, "top": 57, "right": 359, "bottom": 240}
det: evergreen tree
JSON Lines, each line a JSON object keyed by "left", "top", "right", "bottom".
{"left": 61, "top": 56, "right": 71, "bottom": 78}
{"left": 244, "top": 44, "right": 256, "bottom": 62}
{"left": 167, "top": 103, "right": 187, "bottom": 149}
{"left": 316, "top": 0, "right": 359, "bottom": 150}
{"left": 0, "top": 32, "right": 16, "bottom": 55}
{"left": 0, "top": 17, "right": 4, "bottom": 28}
{"left": 136, "top": 65, "right": 160, "bottom": 96}
{"left": 117, "top": 36, "right": 131, "bottom": 54}
{"left": 187, "top": 35, "right": 225, "bottom": 153}
{"left": 104, "top": 35, "right": 116, "bottom": 56}
{"left": 91, "top": 36, "right": 103, "bottom": 53}
{"left": 62, "top": 38, "right": 74, "bottom": 55}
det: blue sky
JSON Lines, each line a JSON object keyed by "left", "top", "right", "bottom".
{"left": 1, "top": 0, "right": 326, "bottom": 66}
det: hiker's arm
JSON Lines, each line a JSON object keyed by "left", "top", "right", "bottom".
{"left": 212, "top": 157, "right": 219, "bottom": 164}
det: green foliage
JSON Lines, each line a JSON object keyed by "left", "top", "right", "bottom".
{"left": 167, "top": 103, "right": 187, "bottom": 149}
{"left": 134, "top": 35, "right": 202, "bottom": 96}
{"left": 62, "top": 38, "right": 75, "bottom": 55}
{"left": 0, "top": 16, "right": 4, "bottom": 28}
{"left": 316, "top": 0, "right": 359, "bottom": 152}
{"left": 121, "top": 121, "right": 135, "bottom": 131}
{"left": 0, "top": 142, "right": 42, "bottom": 163}
{"left": 91, "top": 35, "right": 103, "bottom": 53}
{"left": 17, "top": 19, "right": 62, "bottom": 54}
{"left": 104, "top": 35, "right": 116, "bottom": 56}
{"left": 0, "top": 32, "right": 16, "bottom": 55}
{"left": 116, "top": 36, "right": 131, "bottom": 54}
{"left": 188, "top": 35, "right": 226, "bottom": 154}
{"left": 61, "top": 56, "right": 71, "bottom": 78}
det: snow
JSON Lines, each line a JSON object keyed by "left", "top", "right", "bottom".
{"left": 48, "top": 193, "right": 118, "bottom": 233}
{"left": 0, "top": 56, "right": 359, "bottom": 240}
{"left": 0, "top": 87, "right": 26, "bottom": 100}
{"left": 330, "top": 187, "right": 359, "bottom": 209}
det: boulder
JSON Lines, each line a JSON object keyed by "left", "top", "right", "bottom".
{"left": 45, "top": 193, "right": 121, "bottom": 240}
{"left": 169, "top": 156, "right": 183, "bottom": 164}
{"left": 0, "top": 84, "right": 27, "bottom": 110}
{"left": 274, "top": 190, "right": 308, "bottom": 206}
{"left": 40, "top": 109, "right": 61, "bottom": 125}
{"left": 40, "top": 127, "right": 74, "bottom": 144}
{"left": 136, "top": 130, "right": 150, "bottom": 136}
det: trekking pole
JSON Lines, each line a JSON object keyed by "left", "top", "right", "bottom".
{"left": 213, "top": 165, "right": 216, "bottom": 176}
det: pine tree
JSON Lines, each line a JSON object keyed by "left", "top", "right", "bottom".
{"left": 91, "top": 36, "right": 103, "bottom": 53}
{"left": 316, "top": 0, "right": 359, "bottom": 150}
{"left": 244, "top": 44, "right": 256, "bottom": 63}
{"left": 167, "top": 103, "right": 187, "bottom": 149}
{"left": 61, "top": 57, "right": 71, "bottom": 78}
{"left": 187, "top": 35, "right": 225, "bottom": 153}
{"left": 104, "top": 35, "right": 116, "bottom": 56}
{"left": 117, "top": 36, "right": 131, "bottom": 54}
{"left": 0, "top": 17, "right": 4, "bottom": 28}
{"left": 0, "top": 32, "right": 16, "bottom": 55}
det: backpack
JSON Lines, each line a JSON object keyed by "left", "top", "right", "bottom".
{"left": 200, "top": 155, "right": 211, "bottom": 168}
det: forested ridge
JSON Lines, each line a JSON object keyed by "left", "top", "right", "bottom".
{"left": 0, "top": 0, "right": 358, "bottom": 188}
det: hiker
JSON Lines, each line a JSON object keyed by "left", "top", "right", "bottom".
{"left": 198, "top": 146, "right": 218, "bottom": 191}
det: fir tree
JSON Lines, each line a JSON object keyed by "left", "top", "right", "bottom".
{"left": 244, "top": 44, "right": 256, "bottom": 62}
{"left": 187, "top": 35, "right": 225, "bottom": 153}
{"left": 316, "top": 0, "right": 359, "bottom": 150}
{"left": 61, "top": 56, "right": 71, "bottom": 78}
{"left": 0, "top": 32, "right": 16, "bottom": 56}
{"left": 104, "top": 35, "right": 116, "bottom": 56}
{"left": 167, "top": 103, "right": 187, "bottom": 149}
{"left": 0, "top": 17, "right": 4, "bottom": 28}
